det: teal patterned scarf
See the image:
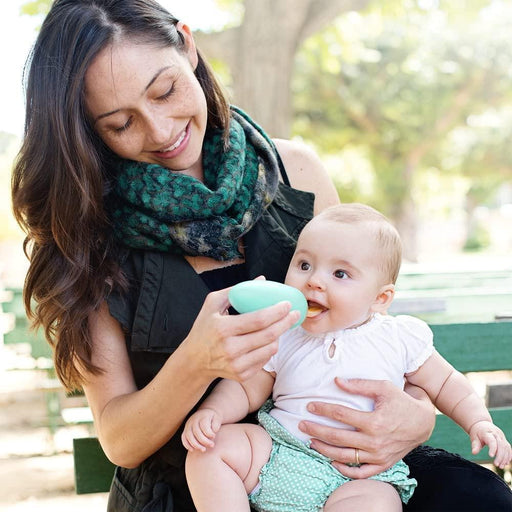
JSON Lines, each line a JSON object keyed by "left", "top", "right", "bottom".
{"left": 110, "top": 107, "right": 279, "bottom": 261}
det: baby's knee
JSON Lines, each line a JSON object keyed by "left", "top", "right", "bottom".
{"left": 184, "top": 442, "right": 225, "bottom": 484}
{"left": 185, "top": 424, "right": 250, "bottom": 469}
{"left": 325, "top": 479, "right": 401, "bottom": 512}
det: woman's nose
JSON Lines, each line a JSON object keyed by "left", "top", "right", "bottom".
{"left": 145, "top": 113, "right": 172, "bottom": 147}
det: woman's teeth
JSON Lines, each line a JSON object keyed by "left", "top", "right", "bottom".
{"left": 163, "top": 129, "right": 186, "bottom": 152}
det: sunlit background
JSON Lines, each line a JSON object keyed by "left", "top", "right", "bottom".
{"left": 0, "top": 2, "right": 511, "bottom": 510}
{"left": 0, "top": 0, "right": 236, "bottom": 286}
{"left": 2, "top": 0, "right": 511, "bottom": 318}
{"left": 0, "top": 0, "right": 510, "bottom": 331}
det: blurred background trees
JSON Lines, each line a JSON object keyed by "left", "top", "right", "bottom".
{"left": 6, "top": 0, "right": 512, "bottom": 263}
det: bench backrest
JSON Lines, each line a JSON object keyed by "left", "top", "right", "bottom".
{"left": 426, "top": 321, "right": 512, "bottom": 462}
{"left": 73, "top": 321, "right": 512, "bottom": 494}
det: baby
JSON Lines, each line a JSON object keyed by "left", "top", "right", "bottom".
{"left": 182, "top": 203, "right": 511, "bottom": 512}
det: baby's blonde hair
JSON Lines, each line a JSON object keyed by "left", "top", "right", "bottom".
{"left": 315, "top": 203, "right": 402, "bottom": 284}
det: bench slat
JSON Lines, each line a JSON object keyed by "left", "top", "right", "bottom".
{"left": 72, "top": 322, "right": 512, "bottom": 494}
{"left": 73, "top": 437, "right": 115, "bottom": 494}
{"left": 74, "top": 406, "right": 512, "bottom": 495}
{"left": 426, "top": 408, "right": 512, "bottom": 462}
{"left": 431, "top": 322, "right": 512, "bottom": 373}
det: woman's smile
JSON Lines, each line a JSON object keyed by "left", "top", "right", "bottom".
{"left": 152, "top": 122, "right": 191, "bottom": 159}
{"left": 85, "top": 39, "right": 207, "bottom": 180}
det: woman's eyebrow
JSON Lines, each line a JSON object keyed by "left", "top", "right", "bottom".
{"left": 94, "top": 66, "right": 172, "bottom": 122}
{"left": 144, "top": 66, "right": 172, "bottom": 92}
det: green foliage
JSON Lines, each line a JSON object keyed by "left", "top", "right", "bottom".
{"left": 20, "top": 0, "right": 51, "bottom": 16}
{"left": 293, "top": 3, "right": 512, "bottom": 227}
{"left": 463, "top": 221, "right": 491, "bottom": 252}
{"left": 216, "top": 0, "right": 243, "bottom": 21}
{"left": 20, "top": 0, "right": 512, "bottom": 256}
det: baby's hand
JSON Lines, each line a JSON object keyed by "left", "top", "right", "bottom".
{"left": 469, "top": 420, "right": 512, "bottom": 469}
{"left": 182, "top": 408, "right": 222, "bottom": 452}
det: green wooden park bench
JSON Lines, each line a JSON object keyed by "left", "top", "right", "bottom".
{"left": 73, "top": 321, "right": 512, "bottom": 494}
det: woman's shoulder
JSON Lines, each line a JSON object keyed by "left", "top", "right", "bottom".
{"left": 273, "top": 138, "right": 339, "bottom": 214}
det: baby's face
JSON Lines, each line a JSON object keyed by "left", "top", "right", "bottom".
{"left": 285, "top": 218, "right": 385, "bottom": 333}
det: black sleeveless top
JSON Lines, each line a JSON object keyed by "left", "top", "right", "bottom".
{"left": 105, "top": 182, "right": 315, "bottom": 512}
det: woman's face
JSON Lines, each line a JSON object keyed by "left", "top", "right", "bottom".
{"left": 84, "top": 27, "right": 207, "bottom": 180}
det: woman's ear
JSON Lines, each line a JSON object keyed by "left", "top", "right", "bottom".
{"left": 371, "top": 283, "right": 395, "bottom": 314}
{"left": 176, "top": 21, "right": 199, "bottom": 70}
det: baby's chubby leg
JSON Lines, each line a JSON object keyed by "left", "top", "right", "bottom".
{"left": 185, "top": 423, "right": 272, "bottom": 512}
{"left": 324, "top": 478, "right": 402, "bottom": 512}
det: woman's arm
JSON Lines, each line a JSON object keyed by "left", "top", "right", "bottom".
{"left": 83, "top": 290, "right": 299, "bottom": 468}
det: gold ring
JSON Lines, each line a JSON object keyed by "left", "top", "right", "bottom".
{"left": 355, "top": 448, "right": 360, "bottom": 466}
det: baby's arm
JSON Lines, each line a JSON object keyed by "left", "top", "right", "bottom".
{"left": 182, "top": 369, "right": 274, "bottom": 452}
{"left": 407, "top": 351, "right": 512, "bottom": 468}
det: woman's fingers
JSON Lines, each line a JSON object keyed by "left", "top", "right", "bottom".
{"left": 301, "top": 400, "right": 370, "bottom": 433}
{"left": 299, "top": 377, "right": 436, "bottom": 474}
{"left": 228, "top": 301, "right": 298, "bottom": 337}
{"left": 192, "top": 288, "right": 300, "bottom": 380}
{"left": 299, "top": 422, "right": 388, "bottom": 471}
{"left": 334, "top": 462, "right": 386, "bottom": 480}
{"left": 216, "top": 302, "right": 300, "bottom": 378}
{"left": 204, "top": 286, "right": 233, "bottom": 315}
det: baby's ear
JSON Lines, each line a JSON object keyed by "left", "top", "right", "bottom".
{"left": 371, "top": 283, "right": 395, "bottom": 314}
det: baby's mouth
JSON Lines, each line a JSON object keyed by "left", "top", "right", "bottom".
{"left": 306, "top": 301, "right": 327, "bottom": 318}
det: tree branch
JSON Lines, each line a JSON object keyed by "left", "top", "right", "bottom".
{"left": 300, "top": 0, "right": 372, "bottom": 42}
{"left": 407, "top": 71, "right": 486, "bottom": 169}
{"left": 193, "top": 27, "right": 239, "bottom": 69}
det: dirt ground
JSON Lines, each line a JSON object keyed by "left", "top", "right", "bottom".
{"left": 0, "top": 346, "right": 108, "bottom": 511}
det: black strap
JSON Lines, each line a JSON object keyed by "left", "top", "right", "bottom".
{"left": 275, "top": 150, "right": 291, "bottom": 187}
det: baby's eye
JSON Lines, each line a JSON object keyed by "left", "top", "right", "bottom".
{"left": 334, "top": 270, "right": 347, "bottom": 279}
{"left": 300, "top": 262, "right": 311, "bottom": 271}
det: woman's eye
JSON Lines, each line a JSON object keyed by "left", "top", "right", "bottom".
{"left": 300, "top": 262, "right": 311, "bottom": 271}
{"left": 113, "top": 117, "right": 133, "bottom": 133}
{"left": 157, "top": 85, "right": 174, "bottom": 101}
{"left": 334, "top": 270, "right": 347, "bottom": 279}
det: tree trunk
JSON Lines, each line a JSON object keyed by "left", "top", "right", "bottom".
{"left": 395, "top": 195, "right": 419, "bottom": 263}
{"left": 231, "top": 0, "right": 301, "bottom": 137}
{"left": 394, "top": 158, "right": 419, "bottom": 262}
{"left": 195, "top": 0, "right": 371, "bottom": 137}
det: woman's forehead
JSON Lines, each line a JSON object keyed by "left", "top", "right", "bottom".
{"left": 84, "top": 42, "right": 182, "bottom": 111}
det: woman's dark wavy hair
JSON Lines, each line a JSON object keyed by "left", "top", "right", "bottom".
{"left": 11, "top": 0, "right": 231, "bottom": 390}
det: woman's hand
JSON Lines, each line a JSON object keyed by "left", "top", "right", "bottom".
{"left": 187, "top": 286, "right": 300, "bottom": 383}
{"left": 298, "top": 377, "right": 435, "bottom": 478}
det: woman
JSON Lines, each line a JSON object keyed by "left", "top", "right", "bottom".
{"left": 12, "top": 1, "right": 512, "bottom": 511}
